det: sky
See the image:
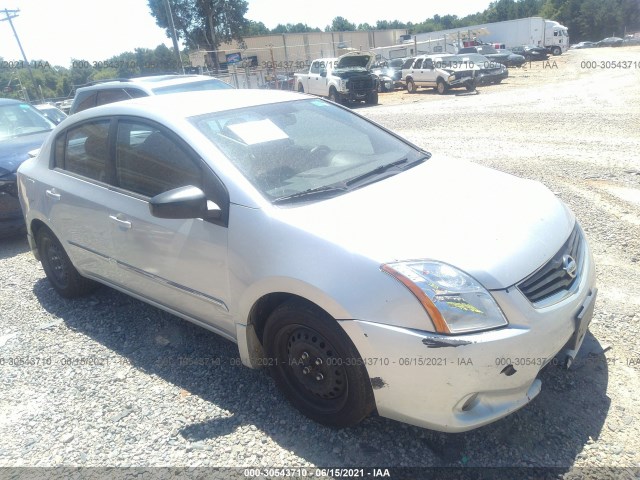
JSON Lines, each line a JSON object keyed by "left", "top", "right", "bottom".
{"left": 0, "top": 0, "right": 493, "bottom": 68}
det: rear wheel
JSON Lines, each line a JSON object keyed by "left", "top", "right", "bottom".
{"left": 263, "top": 300, "right": 375, "bottom": 427}
{"left": 297, "top": 83, "right": 304, "bottom": 93}
{"left": 406, "top": 78, "right": 417, "bottom": 94}
{"left": 36, "top": 227, "right": 98, "bottom": 298}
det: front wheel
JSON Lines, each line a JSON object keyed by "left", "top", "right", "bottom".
{"left": 297, "top": 83, "right": 304, "bottom": 93}
{"left": 436, "top": 79, "right": 448, "bottom": 95}
{"left": 406, "top": 78, "right": 417, "bottom": 94}
{"left": 263, "top": 300, "right": 375, "bottom": 427}
{"left": 327, "top": 88, "right": 339, "bottom": 103}
{"left": 551, "top": 46, "right": 561, "bottom": 56}
{"left": 365, "top": 91, "right": 378, "bottom": 105}
{"left": 36, "top": 227, "right": 98, "bottom": 298}
{"left": 466, "top": 82, "right": 477, "bottom": 91}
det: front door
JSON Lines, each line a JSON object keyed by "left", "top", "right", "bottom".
{"left": 106, "top": 118, "right": 233, "bottom": 335}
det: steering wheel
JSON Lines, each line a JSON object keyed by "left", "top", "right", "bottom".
{"left": 308, "top": 145, "right": 331, "bottom": 167}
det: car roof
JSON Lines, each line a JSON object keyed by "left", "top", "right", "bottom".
{"left": 71, "top": 89, "right": 311, "bottom": 121}
{"left": 0, "top": 98, "right": 26, "bottom": 106}
{"left": 75, "top": 74, "right": 224, "bottom": 92}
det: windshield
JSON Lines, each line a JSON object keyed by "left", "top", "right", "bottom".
{"left": 152, "top": 79, "right": 234, "bottom": 95}
{"left": 452, "top": 54, "right": 501, "bottom": 68}
{"left": 0, "top": 103, "right": 54, "bottom": 141}
{"left": 191, "top": 99, "right": 427, "bottom": 203}
{"left": 432, "top": 55, "right": 485, "bottom": 68}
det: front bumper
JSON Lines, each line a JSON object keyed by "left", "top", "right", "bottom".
{"left": 339, "top": 241, "right": 596, "bottom": 432}
{"left": 477, "top": 70, "right": 509, "bottom": 85}
{"left": 0, "top": 187, "right": 26, "bottom": 237}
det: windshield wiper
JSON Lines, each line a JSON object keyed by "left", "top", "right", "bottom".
{"left": 345, "top": 156, "right": 426, "bottom": 187}
{"left": 272, "top": 184, "right": 348, "bottom": 205}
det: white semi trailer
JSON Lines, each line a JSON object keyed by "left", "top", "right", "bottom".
{"left": 411, "top": 17, "right": 570, "bottom": 56}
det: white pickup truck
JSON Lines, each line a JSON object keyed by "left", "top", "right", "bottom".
{"left": 295, "top": 52, "right": 379, "bottom": 105}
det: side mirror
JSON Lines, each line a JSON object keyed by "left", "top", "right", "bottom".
{"left": 149, "top": 185, "right": 221, "bottom": 220}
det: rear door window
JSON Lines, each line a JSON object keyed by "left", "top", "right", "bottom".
{"left": 54, "top": 120, "right": 111, "bottom": 182}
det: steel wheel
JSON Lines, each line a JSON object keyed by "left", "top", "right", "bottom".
{"left": 37, "top": 227, "right": 97, "bottom": 298}
{"left": 282, "top": 326, "right": 348, "bottom": 407}
{"left": 264, "top": 300, "right": 375, "bottom": 427}
{"left": 436, "top": 79, "right": 447, "bottom": 95}
{"left": 406, "top": 78, "right": 417, "bottom": 94}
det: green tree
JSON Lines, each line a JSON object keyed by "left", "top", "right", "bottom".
{"left": 147, "top": 0, "right": 249, "bottom": 68}
{"left": 325, "top": 16, "right": 356, "bottom": 32}
{"left": 243, "top": 20, "right": 270, "bottom": 36}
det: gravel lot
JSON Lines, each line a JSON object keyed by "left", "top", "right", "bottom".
{"left": 1, "top": 46, "right": 639, "bottom": 478}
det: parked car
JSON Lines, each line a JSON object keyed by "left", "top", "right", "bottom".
{"left": 34, "top": 103, "right": 68, "bottom": 125}
{"left": 623, "top": 36, "right": 640, "bottom": 46}
{"left": 403, "top": 54, "right": 478, "bottom": 94}
{"left": 596, "top": 37, "right": 624, "bottom": 47}
{"left": 495, "top": 49, "right": 527, "bottom": 67}
{"left": 69, "top": 74, "right": 234, "bottom": 115}
{"left": 0, "top": 98, "right": 54, "bottom": 237}
{"left": 570, "top": 41, "right": 596, "bottom": 49}
{"left": 457, "top": 45, "right": 511, "bottom": 66}
{"left": 511, "top": 45, "right": 550, "bottom": 61}
{"left": 372, "top": 60, "right": 403, "bottom": 92}
{"left": 18, "top": 90, "right": 597, "bottom": 432}
{"left": 261, "top": 74, "right": 296, "bottom": 91}
{"left": 453, "top": 53, "right": 509, "bottom": 84}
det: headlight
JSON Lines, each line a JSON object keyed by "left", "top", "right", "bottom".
{"left": 382, "top": 261, "right": 508, "bottom": 334}
{"left": 448, "top": 75, "right": 456, "bottom": 82}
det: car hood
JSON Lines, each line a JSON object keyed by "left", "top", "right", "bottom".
{"left": 0, "top": 130, "right": 51, "bottom": 174}
{"left": 336, "top": 51, "right": 374, "bottom": 70}
{"left": 275, "top": 157, "right": 573, "bottom": 290}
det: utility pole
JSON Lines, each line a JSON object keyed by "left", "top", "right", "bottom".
{"left": 163, "top": 0, "right": 185, "bottom": 74}
{"left": 1, "top": 8, "right": 36, "bottom": 98}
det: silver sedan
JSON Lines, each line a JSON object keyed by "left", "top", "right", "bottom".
{"left": 17, "top": 89, "right": 597, "bottom": 432}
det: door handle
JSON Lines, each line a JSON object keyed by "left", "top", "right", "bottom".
{"left": 109, "top": 214, "right": 132, "bottom": 229}
{"left": 45, "top": 189, "right": 60, "bottom": 200}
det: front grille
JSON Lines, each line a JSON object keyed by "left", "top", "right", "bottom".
{"left": 454, "top": 71, "right": 473, "bottom": 79}
{"left": 348, "top": 77, "right": 373, "bottom": 93}
{"left": 517, "top": 225, "right": 585, "bottom": 305}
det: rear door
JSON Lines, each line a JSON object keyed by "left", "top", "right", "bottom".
{"left": 45, "top": 119, "right": 115, "bottom": 280}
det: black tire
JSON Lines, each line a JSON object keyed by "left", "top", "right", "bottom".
{"left": 327, "top": 88, "right": 339, "bottom": 103}
{"left": 466, "top": 82, "right": 477, "bottom": 91}
{"left": 365, "top": 91, "right": 378, "bottom": 105}
{"left": 263, "top": 300, "right": 375, "bottom": 427}
{"left": 36, "top": 227, "right": 98, "bottom": 298}
{"left": 297, "top": 83, "right": 304, "bottom": 93}
{"left": 436, "top": 79, "right": 448, "bottom": 95}
{"left": 551, "top": 46, "right": 561, "bottom": 56}
{"left": 406, "top": 78, "right": 417, "bottom": 94}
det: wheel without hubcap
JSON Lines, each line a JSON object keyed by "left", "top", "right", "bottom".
{"left": 263, "top": 300, "right": 375, "bottom": 427}
{"left": 36, "top": 227, "right": 97, "bottom": 298}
